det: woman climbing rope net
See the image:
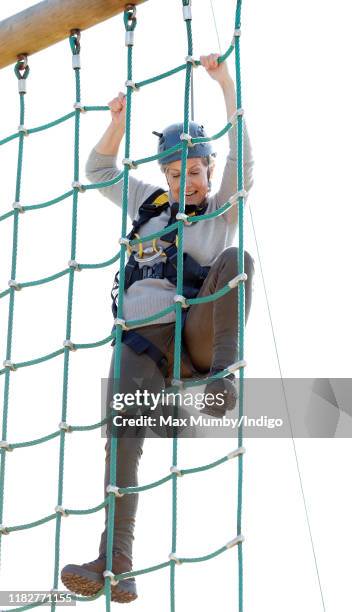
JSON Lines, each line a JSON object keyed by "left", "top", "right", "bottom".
{"left": 61, "top": 52, "right": 255, "bottom": 603}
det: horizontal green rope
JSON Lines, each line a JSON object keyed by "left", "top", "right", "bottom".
{"left": 0, "top": 41, "right": 235, "bottom": 149}
{"left": 82, "top": 117, "right": 237, "bottom": 190}
{"left": 24, "top": 190, "right": 74, "bottom": 213}
{"left": 16, "top": 342, "right": 62, "bottom": 370}
{"left": 5, "top": 500, "right": 109, "bottom": 534}
{"left": 0, "top": 338, "right": 114, "bottom": 376}
{"left": 0, "top": 187, "right": 239, "bottom": 297}
{"left": 28, "top": 112, "right": 76, "bottom": 135}
{"left": 117, "top": 560, "right": 171, "bottom": 581}
{"left": 186, "top": 200, "right": 233, "bottom": 223}
{"left": 10, "top": 431, "right": 61, "bottom": 450}
{"left": 136, "top": 64, "right": 186, "bottom": 89}
{"left": 0, "top": 277, "right": 243, "bottom": 376}
{"left": 192, "top": 119, "right": 233, "bottom": 143}
{"left": 126, "top": 305, "right": 176, "bottom": 327}
{"left": 83, "top": 170, "right": 124, "bottom": 191}
{"left": 25, "top": 190, "right": 74, "bottom": 211}
{"left": 119, "top": 473, "right": 173, "bottom": 494}
{"left": 74, "top": 334, "right": 113, "bottom": 350}
{"left": 0, "top": 190, "right": 73, "bottom": 224}
{"left": 0, "top": 105, "right": 108, "bottom": 147}
{"left": 0, "top": 210, "right": 13, "bottom": 222}
{"left": 0, "top": 251, "right": 121, "bottom": 300}
{"left": 0, "top": 270, "right": 70, "bottom": 300}
{"left": 0, "top": 132, "right": 19, "bottom": 146}
{"left": 134, "top": 142, "right": 183, "bottom": 166}
{"left": 71, "top": 415, "right": 110, "bottom": 431}
{"left": 178, "top": 542, "right": 230, "bottom": 564}
{"left": 113, "top": 448, "right": 241, "bottom": 494}
{"left": 187, "top": 283, "right": 231, "bottom": 304}
{"left": 122, "top": 280, "right": 236, "bottom": 328}
{"left": 84, "top": 105, "right": 109, "bottom": 111}
{"left": 0, "top": 349, "right": 65, "bottom": 375}
{"left": 129, "top": 222, "right": 179, "bottom": 245}
{"left": 0, "top": 106, "right": 119, "bottom": 148}
{"left": 0, "top": 122, "right": 240, "bottom": 226}
{"left": 179, "top": 454, "right": 230, "bottom": 475}
{"left": 179, "top": 366, "right": 239, "bottom": 389}
{"left": 80, "top": 251, "right": 120, "bottom": 269}
{"left": 128, "top": 196, "right": 237, "bottom": 246}
{"left": 8, "top": 415, "right": 110, "bottom": 450}
{"left": 0, "top": 112, "right": 75, "bottom": 146}
{"left": 107, "top": 537, "right": 240, "bottom": 583}
{"left": 135, "top": 38, "right": 234, "bottom": 89}
{"left": 0, "top": 355, "right": 237, "bottom": 386}
{"left": 0, "top": 536, "right": 238, "bottom": 602}
{"left": 7, "top": 512, "right": 56, "bottom": 533}
{"left": 21, "top": 269, "right": 69, "bottom": 289}
{"left": 66, "top": 500, "right": 107, "bottom": 515}
{"left": 1, "top": 444, "right": 240, "bottom": 530}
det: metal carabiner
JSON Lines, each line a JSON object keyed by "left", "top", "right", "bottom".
{"left": 15, "top": 54, "right": 29, "bottom": 80}
{"left": 125, "top": 4, "right": 137, "bottom": 20}
{"left": 17, "top": 54, "right": 28, "bottom": 70}
{"left": 133, "top": 246, "right": 164, "bottom": 263}
{"left": 124, "top": 4, "right": 137, "bottom": 30}
{"left": 70, "top": 29, "right": 81, "bottom": 54}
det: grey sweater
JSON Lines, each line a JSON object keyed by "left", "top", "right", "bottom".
{"left": 86, "top": 124, "right": 254, "bottom": 326}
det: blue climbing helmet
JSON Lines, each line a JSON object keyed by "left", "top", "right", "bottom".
{"left": 152, "top": 121, "right": 216, "bottom": 165}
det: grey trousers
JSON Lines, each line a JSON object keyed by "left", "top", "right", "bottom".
{"left": 99, "top": 247, "right": 255, "bottom": 560}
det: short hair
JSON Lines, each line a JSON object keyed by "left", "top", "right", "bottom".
{"left": 161, "top": 155, "right": 216, "bottom": 175}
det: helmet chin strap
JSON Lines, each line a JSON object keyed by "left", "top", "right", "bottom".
{"left": 207, "top": 163, "right": 212, "bottom": 191}
{"left": 203, "top": 164, "right": 212, "bottom": 199}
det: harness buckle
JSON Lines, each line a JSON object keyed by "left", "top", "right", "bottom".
{"left": 133, "top": 246, "right": 163, "bottom": 263}
{"left": 140, "top": 260, "right": 165, "bottom": 280}
{"left": 142, "top": 266, "right": 151, "bottom": 279}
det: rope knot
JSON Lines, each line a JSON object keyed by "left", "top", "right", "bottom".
{"left": 168, "top": 552, "right": 182, "bottom": 565}
{"left": 103, "top": 570, "right": 119, "bottom": 586}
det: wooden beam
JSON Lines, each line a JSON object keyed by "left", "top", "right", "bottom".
{"left": 0, "top": 0, "right": 147, "bottom": 71}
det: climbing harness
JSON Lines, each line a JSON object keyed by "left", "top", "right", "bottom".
{"left": 111, "top": 188, "right": 210, "bottom": 319}
{"left": 110, "top": 188, "right": 210, "bottom": 373}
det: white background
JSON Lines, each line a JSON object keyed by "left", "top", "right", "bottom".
{"left": 0, "top": 0, "right": 351, "bottom": 610}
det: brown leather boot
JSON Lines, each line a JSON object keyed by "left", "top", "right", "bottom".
{"left": 61, "top": 554, "right": 105, "bottom": 597}
{"left": 110, "top": 552, "right": 137, "bottom": 603}
{"left": 61, "top": 551, "right": 137, "bottom": 603}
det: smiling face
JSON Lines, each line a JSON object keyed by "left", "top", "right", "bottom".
{"left": 163, "top": 157, "right": 214, "bottom": 206}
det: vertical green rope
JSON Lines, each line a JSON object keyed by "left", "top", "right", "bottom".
{"left": 169, "top": 3, "right": 193, "bottom": 611}
{"left": 0, "top": 59, "right": 29, "bottom": 566}
{"left": 234, "top": 2, "right": 245, "bottom": 610}
{"left": 51, "top": 33, "right": 82, "bottom": 610}
{"left": 103, "top": 8, "right": 137, "bottom": 610}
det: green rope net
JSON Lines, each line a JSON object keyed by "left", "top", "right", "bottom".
{"left": 0, "top": 1, "right": 247, "bottom": 611}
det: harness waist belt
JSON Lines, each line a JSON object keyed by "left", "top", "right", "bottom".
{"left": 127, "top": 258, "right": 210, "bottom": 290}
